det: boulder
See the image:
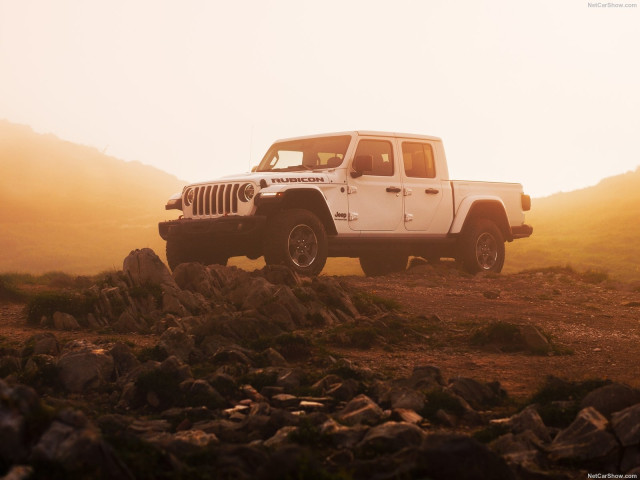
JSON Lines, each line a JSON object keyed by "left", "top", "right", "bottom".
{"left": 357, "top": 421, "right": 425, "bottom": 455}
{"left": 173, "top": 262, "right": 219, "bottom": 297}
{"left": 57, "top": 348, "right": 114, "bottom": 393}
{"left": 263, "top": 426, "right": 297, "bottom": 448}
{"left": 548, "top": 406, "right": 620, "bottom": 463}
{"left": 336, "top": 394, "right": 384, "bottom": 425}
{"left": 408, "top": 365, "right": 445, "bottom": 389}
{"left": 320, "top": 418, "right": 369, "bottom": 449}
{"left": 112, "top": 310, "right": 149, "bottom": 333}
{"left": 448, "top": 377, "right": 504, "bottom": 410}
{"left": 52, "top": 312, "right": 80, "bottom": 331}
{"left": 380, "top": 387, "right": 425, "bottom": 411}
{"left": 518, "top": 325, "right": 551, "bottom": 354}
{"left": 418, "top": 434, "right": 516, "bottom": 480}
{"left": 159, "top": 327, "right": 195, "bottom": 362}
{"left": 30, "top": 420, "right": 133, "bottom": 478}
{"left": 611, "top": 403, "right": 640, "bottom": 447}
{"left": 27, "top": 333, "right": 60, "bottom": 356}
{"left": 109, "top": 343, "right": 140, "bottom": 377}
{"left": 123, "top": 248, "right": 175, "bottom": 287}
{"left": 580, "top": 383, "right": 640, "bottom": 418}
{"left": 491, "top": 405, "right": 551, "bottom": 443}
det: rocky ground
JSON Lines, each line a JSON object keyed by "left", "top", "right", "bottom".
{"left": 0, "top": 249, "right": 639, "bottom": 479}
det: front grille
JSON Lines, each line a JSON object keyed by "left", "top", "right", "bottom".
{"left": 191, "top": 183, "right": 241, "bottom": 217}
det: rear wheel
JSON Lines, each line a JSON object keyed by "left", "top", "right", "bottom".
{"left": 263, "top": 209, "right": 328, "bottom": 276}
{"left": 166, "top": 237, "right": 228, "bottom": 271}
{"left": 359, "top": 252, "right": 408, "bottom": 277}
{"left": 458, "top": 218, "right": 505, "bottom": 274}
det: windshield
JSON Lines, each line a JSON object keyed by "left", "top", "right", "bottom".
{"left": 257, "top": 135, "right": 352, "bottom": 172}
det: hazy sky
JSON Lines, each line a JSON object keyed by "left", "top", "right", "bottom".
{"left": 1, "top": 0, "right": 638, "bottom": 197}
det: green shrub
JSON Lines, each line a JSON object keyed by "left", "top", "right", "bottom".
{"left": 25, "top": 291, "right": 97, "bottom": 325}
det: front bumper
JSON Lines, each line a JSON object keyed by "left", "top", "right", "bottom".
{"left": 511, "top": 224, "right": 533, "bottom": 239}
{"left": 158, "top": 215, "right": 267, "bottom": 241}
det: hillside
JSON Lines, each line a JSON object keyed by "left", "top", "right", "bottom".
{"left": 505, "top": 167, "right": 640, "bottom": 281}
{"left": 1, "top": 250, "right": 639, "bottom": 478}
{"left": 0, "top": 121, "right": 184, "bottom": 274}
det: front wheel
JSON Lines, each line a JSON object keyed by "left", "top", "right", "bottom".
{"left": 263, "top": 209, "right": 328, "bottom": 276}
{"left": 458, "top": 218, "right": 505, "bottom": 274}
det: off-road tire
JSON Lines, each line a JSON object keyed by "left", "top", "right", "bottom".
{"left": 359, "top": 253, "right": 408, "bottom": 277}
{"left": 166, "top": 237, "right": 228, "bottom": 271}
{"left": 458, "top": 218, "right": 505, "bottom": 274}
{"left": 263, "top": 209, "right": 328, "bottom": 276}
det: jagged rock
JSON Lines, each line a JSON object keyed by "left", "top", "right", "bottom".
{"left": 161, "top": 290, "right": 189, "bottom": 316}
{"left": 491, "top": 405, "right": 551, "bottom": 443}
{"left": 417, "top": 434, "right": 516, "bottom": 480}
{"left": 489, "top": 430, "right": 547, "bottom": 475}
{"left": 0, "top": 356, "right": 21, "bottom": 377}
{"left": 357, "top": 421, "right": 425, "bottom": 455}
{"left": 381, "top": 387, "right": 426, "bottom": 411}
{"left": 336, "top": 394, "right": 384, "bottom": 425}
{"left": 159, "top": 327, "right": 195, "bottom": 362}
{"left": 30, "top": 420, "right": 133, "bottom": 479}
{"left": 312, "top": 277, "right": 359, "bottom": 317}
{"left": 160, "top": 356, "right": 193, "bottom": 382}
{"left": 259, "top": 265, "right": 301, "bottom": 287}
{"left": 25, "top": 333, "right": 60, "bottom": 356}
{"left": 212, "top": 346, "right": 253, "bottom": 366}
{"left": 144, "top": 429, "right": 219, "bottom": 456}
{"left": 184, "top": 379, "right": 225, "bottom": 408}
{"left": 52, "top": 311, "right": 80, "bottom": 330}
{"left": 123, "top": 248, "right": 175, "bottom": 287}
{"left": 548, "top": 406, "right": 620, "bottom": 463}
{"left": 109, "top": 343, "right": 140, "bottom": 377}
{"left": 311, "top": 374, "right": 343, "bottom": 395}
{"left": 391, "top": 408, "right": 423, "bottom": 425}
{"left": 271, "top": 394, "right": 299, "bottom": 409}
{"left": 0, "top": 409, "right": 28, "bottom": 463}
{"left": 621, "top": 446, "right": 640, "bottom": 473}
{"left": 173, "top": 262, "right": 220, "bottom": 297}
{"left": 276, "top": 369, "right": 305, "bottom": 390}
{"left": 519, "top": 325, "right": 551, "bottom": 354}
{"left": 408, "top": 365, "right": 445, "bottom": 389}
{"left": 264, "top": 426, "right": 297, "bottom": 448}
{"left": 97, "top": 287, "right": 127, "bottom": 321}
{"left": 229, "top": 277, "right": 277, "bottom": 311}
{"left": 611, "top": 403, "right": 640, "bottom": 447}
{"left": 581, "top": 383, "right": 640, "bottom": 418}
{"left": 113, "top": 310, "right": 149, "bottom": 333}
{"left": 269, "top": 286, "right": 307, "bottom": 325}
{"left": 325, "top": 379, "right": 360, "bottom": 402}
{"left": 0, "top": 465, "right": 33, "bottom": 480}
{"left": 262, "top": 348, "right": 288, "bottom": 367}
{"left": 57, "top": 347, "right": 114, "bottom": 393}
{"left": 320, "top": 418, "right": 369, "bottom": 449}
{"left": 448, "top": 377, "right": 505, "bottom": 410}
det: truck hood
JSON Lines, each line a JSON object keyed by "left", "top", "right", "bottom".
{"left": 191, "top": 169, "right": 342, "bottom": 187}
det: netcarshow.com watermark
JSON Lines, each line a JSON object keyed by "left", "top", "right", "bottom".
{"left": 587, "top": 473, "right": 639, "bottom": 479}
{"left": 587, "top": 2, "right": 637, "bottom": 7}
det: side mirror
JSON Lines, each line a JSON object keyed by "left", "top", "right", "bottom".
{"left": 351, "top": 155, "right": 372, "bottom": 178}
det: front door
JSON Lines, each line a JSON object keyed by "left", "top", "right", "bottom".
{"left": 347, "top": 138, "right": 403, "bottom": 231}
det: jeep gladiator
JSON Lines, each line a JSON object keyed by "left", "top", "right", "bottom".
{"left": 159, "top": 131, "right": 532, "bottom": 276}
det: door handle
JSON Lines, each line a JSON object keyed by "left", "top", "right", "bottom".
{"left": 386, "top": 186, "right": 402, "bottom": 193}
{"left": 425, "top": 188, "right": 439, "bottom": 194}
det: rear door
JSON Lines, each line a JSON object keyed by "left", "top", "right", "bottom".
{"left": 346, "top": 137, "right": 403, "bottom": 231}
{"left": 400, "top": 140, "right": 445, "bottom": 232}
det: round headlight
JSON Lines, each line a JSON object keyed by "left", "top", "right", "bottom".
{"left": 184, "top": 188, "right": 195, "bottom": 206}
{"left": 239, "top": 183, "right": 255, "bottom": 202}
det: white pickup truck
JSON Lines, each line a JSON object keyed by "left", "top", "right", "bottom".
{"left": 159, "top": 131, "right": 532, "bottom": 276}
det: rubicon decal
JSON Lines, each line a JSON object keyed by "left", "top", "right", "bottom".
{"left": 271, "top": 177, "right": 324, "bottom": 183}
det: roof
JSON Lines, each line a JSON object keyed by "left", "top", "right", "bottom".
{"left": 274, "top": 131, "right": 442, "bottom": 143}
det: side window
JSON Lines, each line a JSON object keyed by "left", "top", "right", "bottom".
{"left": 402, "top": 142, "right": 436, "bottom": 178}
{"left": 353, "top": 140, "right": 394, "bottom": 176}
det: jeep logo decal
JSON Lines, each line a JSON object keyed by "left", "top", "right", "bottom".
{"left": 271, "top": 177, "right": 323, "bottom": 183}
{"left": 334, "top": 211, "right": 347, "bottom": 220}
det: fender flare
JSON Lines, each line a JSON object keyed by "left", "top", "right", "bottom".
{"left": 449, "top": 196, "right": 512, "bottom": 241}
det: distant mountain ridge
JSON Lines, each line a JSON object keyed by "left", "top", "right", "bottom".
{"left": 0, "top": 121, "right": 184, "bottom": 273}
{"left": 505, "top": 166, "right": 640, "bottom": 282}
